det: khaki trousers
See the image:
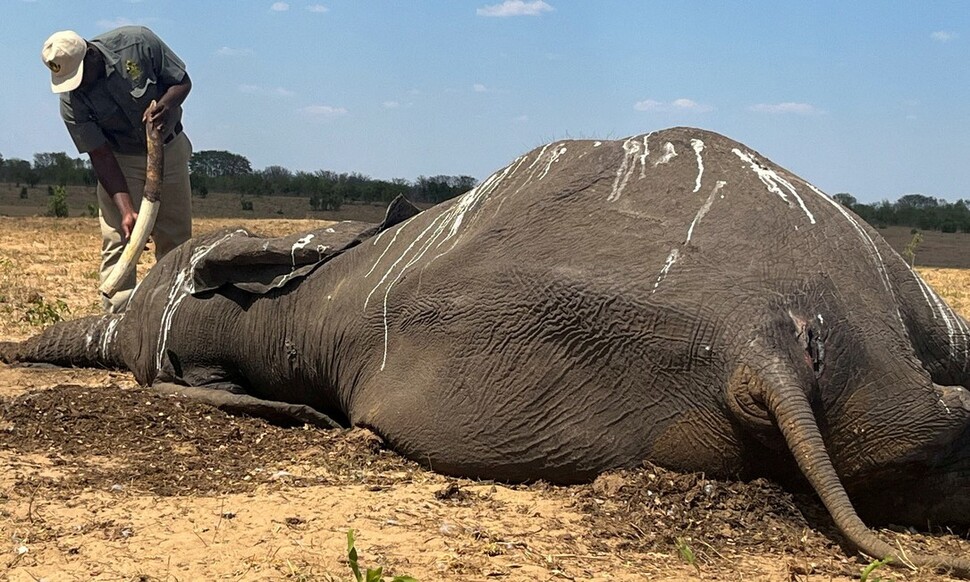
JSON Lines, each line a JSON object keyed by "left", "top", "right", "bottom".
{"left": 97, "top": 132, "right": 193, "bottom": 312}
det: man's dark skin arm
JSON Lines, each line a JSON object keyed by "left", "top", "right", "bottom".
{"left": 143, "top": 73, "right": 192, "bottom": 135}
{"left": 88, "top": 144, "right": 138, "bottom": 239}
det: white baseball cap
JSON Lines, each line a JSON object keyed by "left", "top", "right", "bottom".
{"left": 42, "top": 30, "right": 87, "bottom": 93}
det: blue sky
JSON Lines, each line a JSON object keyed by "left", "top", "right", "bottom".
{"left": 1, "top": 1, "right": 967, "bottom": 203}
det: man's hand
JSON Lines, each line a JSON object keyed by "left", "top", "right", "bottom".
{"left": 142, "top": 75, "right": 191, "bottom": 135}
{"left": 143, "top": 100, "right": 173, "bottom": 134}
{"left": 112, "top": 192, "right": 138, "bottom": 241}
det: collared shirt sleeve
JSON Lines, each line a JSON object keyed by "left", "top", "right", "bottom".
{"left": 140, "top": 27, "right": 187, "bottom": 85}
{"left": 59, "top": 93, "right": 107, "bottom": 154}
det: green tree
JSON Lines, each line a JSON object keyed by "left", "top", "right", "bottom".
{"left": 189, "top": 150, "right": 253, "bottom": 177}
{"left": 832, "top": 192, "right": 857, "bottom": 206}
{"left": 46, "top": 185, "right": 69, "bottom": 218}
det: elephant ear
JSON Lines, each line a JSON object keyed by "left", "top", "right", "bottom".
{"left": 191, "top": 195, "right": 422, "bottom": 295}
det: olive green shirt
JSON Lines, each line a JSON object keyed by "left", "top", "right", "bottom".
{"left": 59, "top": 26, "right": 187, "bottom": 155}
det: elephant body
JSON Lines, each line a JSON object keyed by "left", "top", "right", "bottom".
{"left": 5, "top": 127, "right": 970, "bottom": 574}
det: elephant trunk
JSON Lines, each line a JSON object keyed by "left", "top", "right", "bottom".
{"left": 0, "top": 315, "right": 126, "bottom": 370}
{"left": 762, "top": 367, "right": 970, "bottom": 578}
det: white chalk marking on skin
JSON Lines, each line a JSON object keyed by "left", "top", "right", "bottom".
{"left": 913, "top": 271, "right": 968, "bottom": 359}
{"left": 490, "top": 155, "right": 529, "bottom": 218}
{"left": 364, "top": 213, "right": 449, "bottom": 310}
{"left": 802, "top": 181, "right": 914, "bottom": 337}
{"left": 691, "top": 139, "right": 705, "bottom": 193}
{"left": 652, "top": 248, "right": 680, "bottom": 292}
{"left": 101, "top": 315, "right": 121, "bottom": 359}
{"left": 608, "top": 137, "right": 643, "bottom": 202}
{"left": 291, "top": 234, "right": 315, "bottom": 266}
{"left": 539, "top": 145, "right": 567, "bottom": 180}
{"left": 156, "top": 230, "right": 245, "bottom": 372}
{"left": 685, "top": 181, "right": 727, "bottom": 244}
{"left": 526, "top": 143, "right": 550, "bottom": 173}
{"left": 733, "top": 149, "right": 816, "bottom": 224}
{"left": 277, "top": 234, "right": 321, "bottom": 287}
{"left": 372, "top": 228, "right": 390, "bottom": 245}
{"left": 364, "top": 161, "right": 521, "bottom": 369}
{"left": 654, "top": 142, "right": 677, "bottom": 166}
{"left": 509, "top": 145, "right": 554, "bottom": 199}
{"left": 940, "top": 398, "right": 952, "bottom": 414}
{"left": 638, "top": 133, "right": 652, "bottom": 178}
{"left": 366, "top": 215, "right": 421, "bottom": 276}
{"left": 805, "top": 182, "right": 892, "bottom": 293}
{"left": 84, "top": 322, "right": 97, "bottom": 352}
{"left": 655, "top": 180, "right": 729, "bottom": 293}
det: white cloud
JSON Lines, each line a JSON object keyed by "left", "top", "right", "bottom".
{"left": 473, "top": 83, "right": 488, "bottom": 93}
{"left": 748, "top": 102, "right": 823, "bottom": 115}
{"left": 271, "top": 2, "right": 290, "bottom": 11}
{"left": 217, "top": 46, "right": 254, "bottom": 57}
{"left": 634, "top": 98, "right": 713, "bottom": 113}
{"left": 302, "top": 104, "right": 348, "bottom": 119}
{"left": 931, "top": 30, "right": 957, "bottom": 42}
{"left": 382, "top": 101, "right": 400, "bottom": 109}
{"left": 513, "top": 114, "right": 529, "bottom": 123}
{"left": 477, "top": 0, "right": 553, "bottom": 17}
{"left": 97, "top": 17, "right": 136, "bottom": 29}
{"left": 307, "top": 4, "right": 329, "bottom": 12}
{"left": 238, "top": 84, "right": 295, "bottom": 97}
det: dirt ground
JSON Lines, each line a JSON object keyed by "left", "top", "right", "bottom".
{"left": 1, "top": 216, "right": 969, "bottom": 581}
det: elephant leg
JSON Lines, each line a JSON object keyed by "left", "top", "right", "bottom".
{"left": 152, "top": 382, "right": 345, "bottom": 429}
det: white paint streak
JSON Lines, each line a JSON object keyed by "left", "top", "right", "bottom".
{"left": 291, "top": 234, "right": 315, "bottom": 266}
{"left": 101, "top": 315, "right": 120, "bottom": 358}
{"left": 914, "top": 271, "right": 969, "bottom": 359}
{"left": 363, "top": 160, "right": 523, "bottom": 370}
{"left": 690, "top": 139, "right": 705, "bottom": 193}
{"left": 654, "top": 142, "right": 677, "bottom": 166}
{"left": 277, "top": 234, "right": 318, "bottom": 287}
{"left": 801, "top": 181, "right": 916, "bottom": 340}
{"left": 156, "top": 230, "right": 244, "bottom": 372}
{"left": 638, "top": 133, "right": 652, "bottom": 178}
{"left": 685, "top": 181, "right": 726, "bottom": 244}
{"left": 652, "top": 248, "right": 680, "bottom": 292}
{"left": 732, "top": 149, "right": 816, "bottom": 224}
{"left": 538, "top": 145, "right": 567, "bottom": 180}
{"left": 608, "top": 137, "right": 644, "bottom": 202}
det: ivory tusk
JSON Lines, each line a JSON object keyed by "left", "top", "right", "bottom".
{"left": 99, "top": 101, "right": 164, "bottom": 297}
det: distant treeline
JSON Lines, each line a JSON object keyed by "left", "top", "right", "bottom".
{"left": 833, "top": 193, "right": 970, "bottom": 233}
{"left": 0, "top": 149, "right": 477, "bottom": 210}
{"left": 3, "top": 150, "right": 969, "bottom": 231}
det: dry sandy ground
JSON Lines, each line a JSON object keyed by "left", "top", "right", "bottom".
{"left": 1, "top": 216, "right": 969, "bottom": 581}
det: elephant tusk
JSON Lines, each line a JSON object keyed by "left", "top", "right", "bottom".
{"left": 99, "top": 101, "right": 164, "bottom": 297}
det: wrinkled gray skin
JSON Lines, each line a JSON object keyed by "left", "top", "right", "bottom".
{"left": 4, "top": 127, "right": 970, "bottom": 576}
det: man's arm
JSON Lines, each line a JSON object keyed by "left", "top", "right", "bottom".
{"left": 144, "top": 73, "right": 191, "bottom": 133}
{"left": 88, "top": 144, "right": 137, "bottom": 240}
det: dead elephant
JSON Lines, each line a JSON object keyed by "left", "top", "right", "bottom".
{"left": 3, "top": 127, "right": 970, "bottom": 576}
